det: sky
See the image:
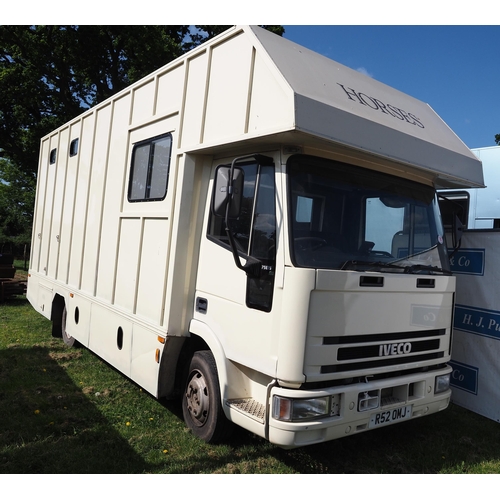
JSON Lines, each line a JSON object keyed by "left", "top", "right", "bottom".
{"left": 281, "top": 25, "right": 499, "bottom": 151}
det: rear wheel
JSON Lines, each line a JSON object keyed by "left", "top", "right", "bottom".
{"left": 182, "top": 350, "right": 233, "bottom": 443}
{"left": 61, "top": 306, "right": 78, "bottom": 348}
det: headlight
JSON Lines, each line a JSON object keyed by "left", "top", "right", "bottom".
{"left": 435, "top": 373, "right": 451, "bottom": 394}
{"left": 272, "top": 395, "right": 334, "bottom": 422}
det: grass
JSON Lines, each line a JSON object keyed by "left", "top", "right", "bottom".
{"left": 1, "top": 264, "right": 500, "bottom": 474}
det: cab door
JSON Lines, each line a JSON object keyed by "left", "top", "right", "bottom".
{"left": 194, "top": 153, "right": 281, "bottom": 377}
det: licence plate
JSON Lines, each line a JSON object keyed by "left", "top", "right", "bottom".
{"left": 369, "top": 405, "right": 413, "bottom": 428}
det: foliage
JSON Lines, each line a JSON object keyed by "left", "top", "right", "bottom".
{"left": 0, "top": 158, "right": 34, "bottom": 253}
{"left": 0, "top": 25, "right": 284, "bottom": 254}
{"left": 495, "top": 133, "right": 500, "bottom": 145}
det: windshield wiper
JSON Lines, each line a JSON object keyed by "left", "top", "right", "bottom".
{"left": 402, "top": 264, "right": 452, "bottom": 275}
{"left": 341, "top": 260, "right": 452, "bottom": 275}
{"left": 340, "top": 260, "right": 405, "bottom": 272}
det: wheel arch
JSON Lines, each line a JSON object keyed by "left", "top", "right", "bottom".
{"left": 166, "top": 320, "right": 231, "bottom": 417}
{"left": 50, "top": 293, "right": 66, "bottom": 338}
{"left": 158, "top": 320, "right": 229, "bottom": 402}
{"left": 187, "top": 319, "right": 231, "bottom": 402}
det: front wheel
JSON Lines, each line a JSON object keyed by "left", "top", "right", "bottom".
{"left": 182, "top": 350, "right": 233, "bottom": 443}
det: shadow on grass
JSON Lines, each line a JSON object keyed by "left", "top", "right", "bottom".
{"left": 3, "top": 298, "right": 499, "bottom": 473}
{"left": 0, "top": 342, "right": 149, "bottom": 473}
{"left": 162, "top": 398, "right": 500, "bottom": 474}
{"left": 268, "top": 403, "right": 500, "bottom": 474}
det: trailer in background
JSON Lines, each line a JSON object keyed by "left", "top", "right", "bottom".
{"left": 438, "top": 146, "right": 500, "bottom": 423}
{"left": 439, "top": 146, "right": 500, "bottom": 230}
{"left": 0, "top": 254, "right": 27, "bottom": 302}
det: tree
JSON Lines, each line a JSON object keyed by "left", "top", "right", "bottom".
{"left": 0, "top": 25, "right": 284, "bottom": 255}
{"left": 495, "top": 134, "right": 500, "bottom": 145}
{"left": 0, "top": 158, "right": 34, "bottom": 254}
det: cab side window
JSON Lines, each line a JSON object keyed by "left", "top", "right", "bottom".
{"left": 208, "top": 161, "right": 276, "bottom": 312}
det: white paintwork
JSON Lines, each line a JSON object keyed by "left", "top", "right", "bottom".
{"left": 27, "top": 26, "right": 480, "bottom": 447}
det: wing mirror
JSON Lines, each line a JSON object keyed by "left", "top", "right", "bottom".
{"left": 212, "top": 165, "right": 243, "bottom": 218}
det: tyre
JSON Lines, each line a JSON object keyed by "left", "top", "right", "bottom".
{"left": 61, "top": 306, "right": 78, "bottom": 348}
{"left": 182, "top": 350, "right": 233, "bottom": 443}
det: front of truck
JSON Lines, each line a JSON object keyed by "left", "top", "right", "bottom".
{"left": 269, "top": 153, "right": 454, "bottom": 448}
{"left": 188, "top": 27, "right": 483, "bottom": 448}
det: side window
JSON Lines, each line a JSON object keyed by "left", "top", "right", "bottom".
{"left": 208, "top": 162, "right": 258, "bottom": 252}
{"left": 50, "top": 148, "right": 57, "bottom": 164}
{"left": 69, "top": 138, "right": 79, "bottom": 157}
{"left": 208, "top": 160, "right": 276, "bottom": 312}
{"left": 128, "top": 133, "right": 172, "bottom": 202}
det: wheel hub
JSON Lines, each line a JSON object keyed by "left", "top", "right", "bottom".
{"left": 185, "top": 370, "right": 209, "bottom": 426}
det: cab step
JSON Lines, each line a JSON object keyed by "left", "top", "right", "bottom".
{"left": 226, "top": 398, "right": 266, "bottom": 423}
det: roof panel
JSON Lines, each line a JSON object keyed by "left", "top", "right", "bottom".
{"left": 247, "top": 25, "right": 483, "bottom": 188}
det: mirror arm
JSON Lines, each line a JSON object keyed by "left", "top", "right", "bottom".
{"left": 448, "top": 214, "right": 464, "bottom": 259}
{"left": 224, "top": 222, "right": 262, "bottom": 278}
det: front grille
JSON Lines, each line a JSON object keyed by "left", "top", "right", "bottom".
{"left": 320, "top": 329, "right": 446, "bottom": 374}
{"left": 321, "top": 352, "right": 444, "bottom": 373}
{"left": 323, "top": 328, "right": 445, "bottom": 345}
{"left": 338, "top": 339, "right": 440, "bottom": 360}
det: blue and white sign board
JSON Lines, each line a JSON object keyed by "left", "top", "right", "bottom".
{"left": 450, "top": 230, "right": 500, "bottom": 422}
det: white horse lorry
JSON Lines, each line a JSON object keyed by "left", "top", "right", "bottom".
{"left": 27, "top": 25, "right": 484, "bottom": 448}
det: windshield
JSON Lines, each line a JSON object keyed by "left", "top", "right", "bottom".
{"left": 288, "top": 155, "right": 449, "bottom": 274}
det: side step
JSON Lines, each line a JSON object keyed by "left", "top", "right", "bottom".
{"left": 226, "top": 398, "right": 266, "bottom": 424}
